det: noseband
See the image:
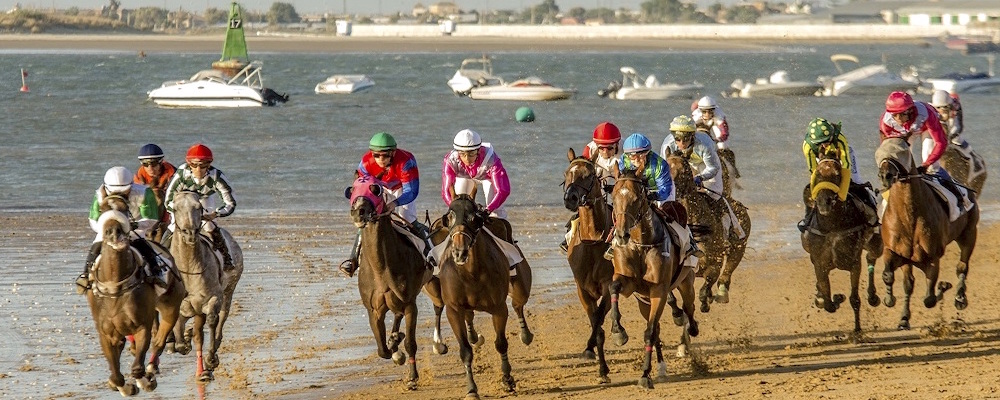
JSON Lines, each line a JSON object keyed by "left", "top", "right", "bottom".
{"left": 564, "top": 159, "right": 602, "bottom": 207}
{"left": 613, "top": 175, "right": 652, "bottom": 238}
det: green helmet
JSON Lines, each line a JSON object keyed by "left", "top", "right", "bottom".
{"left": 369, "top": 132, "right": 397, "bottom": 151}
{"left": 805, "top": 118, "right": 839, "bottom": 152}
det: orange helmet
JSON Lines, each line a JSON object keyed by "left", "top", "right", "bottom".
{"left": 186, "top": 143, "right": 213, "bottom": 162}
{"left": 592, "top": 122, "right": 621, "bottom": 145}
{"left": 885, "top": 91, "right": 914, "bottom": 114}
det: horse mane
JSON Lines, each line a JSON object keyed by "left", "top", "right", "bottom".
{"left": 875, "top": 138, "right": 914, "bottom": 172}
{"left": 98, "top": 209, "right": 130, "bottom": 233}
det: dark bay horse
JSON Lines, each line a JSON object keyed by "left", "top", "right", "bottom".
{"left": 608, "top": 170, "right": 698, "bottom": 389}
{"left": 562, "top": 149, "right": 615, "bottom": 383}
{"left": 800, "top": 153, "right": 882, "bottom": 335}
{"left": 437, "top": 193, "right": 533, "bottom": 399}
{"left": 876, "top": 138, "right": 978, "bottom": 330}
{"left": 87, "top": 197, "right": 184, "bottom": 396}
{"left": 345, "top": 176, "right": 446, "bottom": 391}
{"left": 666, "top": 154, "right": 750, "bottom": 313}
{"left": 940, "top": 140, "right": 987, "bottom": 195}
{"left": 169, "top": 191, "right": 244, "bottom": 381}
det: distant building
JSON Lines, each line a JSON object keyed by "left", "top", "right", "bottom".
{"left": 895, "top": 1, "right": 1000, "bottom": 26}
{"left": 429, "top": 2, "right": 459, "bottom": 17}
{"left": 412, "top": 3, "right": 427, "bottom": 17}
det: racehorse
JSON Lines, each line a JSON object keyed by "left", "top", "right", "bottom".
{"left": 876, "top": 138, "right": 978, "bottom": 330}
{"left": 607, "top": 170, "right": 698, "bottom": 389}
{"left": 666, "top": 154, "right": 750, "bottom": 313}
{"left": 562, "top": 149, "right": 615, "bottom": 383}
{"left": 87, "top": 195, "right": 185, "bottom": 396}
{"left": 345, "top": 176, "right": 446, "bottom": 390}
{"left": 436, "top": 192, "right": 533, "bottom": 399}
{"left": 800, "top": 152, "right": 882, "bottom": 335}
{"left": 940, "top": 140, "right": 987, "bottom": 195}
{"left": 168, "top": 190, "right": 244, "bottom": 381}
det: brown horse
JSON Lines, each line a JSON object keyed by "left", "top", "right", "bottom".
{"left": 607, "top": 170, "right": 697, "bottom": 389}
{"left": 87, "top": 196, "right": 185, "bottom": 396}
{"left": 940, "top": 140, "right": 987, "bottom": 195}
{"left": 562, "top": 149, "right": 615, "bottom": 383}
{"left": 800, "top": 153, "right": 882, "bottom": 335}
{"left": 436, "top": 193, "right": 533, "bottom": 399}
{"left": 876, "top": 138, "right": 978, "bottom": 330}
{"left": 168, "top": 190, "right": 244, "bottom": 381}
{"left": 666, "top": 154, "right": 750, "bottom": 313}
{"left": 345, "top": 176, "right": 446, "bottom": 390}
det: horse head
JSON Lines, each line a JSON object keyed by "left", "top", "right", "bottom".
{"left": 563, "top": 149, "right": 602, "bottom": 211}
{"left": 811, "top": 158, "right": 843, "bottom": 216}
{"left": 98, "top": 210, "right": 131, "bottom": 252}
{"left": 611, "top": 169, "right": 650, "bottom": 244}
{"left": 173, "top": 191, "right": 204, "bottom": 246}
{"left": 443, "top": 194, "right": 486, "bottom": 265}
{"left": 876, "top": 138, "right": 917, "bottom": 191}
{"left": 345, "top": 175, "right": 388, "bottom": 228}
{"left": 666, "top": 155, "right": 696, "bottom": 198}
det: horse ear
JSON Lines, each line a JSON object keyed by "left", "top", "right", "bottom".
{"left": 369, "top": 184, "right": 382, "bottom": 197}
{"left": 344, "top": 186, "right": 353, "bottom": 199}
{"left": 469, "top": 184, "right": 478, "bottom": 200}
{"left": 567, "top": 147, "right": 576, "bottom": 161}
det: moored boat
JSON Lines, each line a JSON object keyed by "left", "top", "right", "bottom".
{"left": 467, "top": 77, "right": 576, "bottom": 101}
{"left": 598, "top": 67, "right": 702, "bottom": 100}
{"left": 315, "top": 75, "right": 375, "bottom": 94}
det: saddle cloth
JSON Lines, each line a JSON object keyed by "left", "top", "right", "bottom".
{"left": 429, "top": 227, "right": 523, "bottom": 277}
{"left": 878, "top": 177, "right": 972, "bottom": 222}
{"left": 93, "top": 244, "right": 173, "bottom": 296}
{"left": 391, "top": 221, "right": 427, "bottom": 255}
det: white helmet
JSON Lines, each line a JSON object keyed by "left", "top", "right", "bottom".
{"left": 697, "top": 96, "right": 718, "bottom": 110}
{"left": 103, "top": 166, "right": 133, "bottom": 194}
{"left": 931, "top": 90, "right": 951, "bottom": 108}
{"left": 453, "top": 129, "right": 482, "bottom": 151}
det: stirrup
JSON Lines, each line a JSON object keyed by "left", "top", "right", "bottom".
{"left": 796, "top": 219, "right": 808, "bottom": 234}
{"left": 559, "top": 240, "right": 568, "bottom": 255}
{"left": 75, "top": 274, "right": 90, "bottom": 294}
{"left": 339, "top": 260, "right": 356, "bottom": 278}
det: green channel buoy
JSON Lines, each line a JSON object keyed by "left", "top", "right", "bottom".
{"left": 515, "top": 106, "right": 535, "bottom": 122}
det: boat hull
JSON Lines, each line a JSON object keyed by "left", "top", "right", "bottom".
{"left": 613, "top": 85, "right": 702, "bottom": 100}
{"left": 148, "top": 80, "right": 267, "bottom": 108}
{"left": 739, "top": 82, "right": 822, "bottom": 97}
{"left": 468, "top": 86, "right": 575, "bottom": 101}
{"left": 926, "top": 77, "right": 1000, "bottom": 94}
{"left": 315, "top": 75, "right": 375, "bottom": 94}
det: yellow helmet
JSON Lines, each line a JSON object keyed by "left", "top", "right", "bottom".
{"left": 669, "top": 115, "right": 696, "bottom": 133}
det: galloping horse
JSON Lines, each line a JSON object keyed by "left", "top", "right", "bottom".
{"left": 940, "top": 140, "right": 987, "bottom": 195}
{"left": 877, "top": 138, "right": 978, "bottom": 330}
{"left": 607, "top": 170, "right": 698, "bottom": 389}
{"left": 87, "top": 195, "right": 185, "bottom": 396}
{"left": 666, "top": 154, "right": 750, "bottom": 312}
{"left": 168, "top": 191, "right": 244, "bottom": 380}
{"left": 562, "top": 149, "right": 615, "bottom": 383}
{"left": 436, "top": 193, "right": 533, "bottom": 399}
{"left": 345, "top": 176, "right": 446, "bottom": 390}
{"left": 800, "top": 152, "right": 882, "bottom": 335}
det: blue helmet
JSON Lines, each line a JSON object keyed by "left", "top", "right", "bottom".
{"left": 138, "top": 143, "right": 164, "bottom": 160}
{"left": 623, "top": 133, "right": 652, "bottom": 153}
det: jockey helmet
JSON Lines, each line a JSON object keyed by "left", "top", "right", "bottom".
{"left": 623, "top": 133, "right": 652, "bottom": 153}
{"left": 453, "top": 129, "right": 482, "bottom": 151}
{"left": 592, "top": 122, "right": 621, "bottom": 145}
{"left": 186, "top": 143, "right": 213, "bottom": 162}
{"left": 669, "top": 115, "right": 696, "bottom": 133}
{"left": 137, "top": 143, "right": 164, "bottom": 160}
{"left": 931, "top": 90, "right": 951, "bottom": 108}
{"left": 885, "top": 91, "right": 914, "bottom": 114}
{"left": 369, "top": 132, "right": 397, "bottom": 151}
{"left": 696, "top": 96, "right": 718, "bottom": 110}
{"left": 805, "top": 118, "right": 840, "bottom": 152}
{"left": 104, "top": 166, "right": 133, "bottom": 194}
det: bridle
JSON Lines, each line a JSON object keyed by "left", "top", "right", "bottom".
{"left": 92, "top": 215, "right": 143, "bottom": 298}
{"left": 612, "top": 174, "right": 655, "bottom": 246}
{"left": 563, "top": 159, "right": 603, "bottom": 208}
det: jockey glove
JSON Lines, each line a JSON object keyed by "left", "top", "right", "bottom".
{"left": 646, "top": 191, "right": 659, "bottom": 201}
{"left": 916, "top": 165, "right": 928, "bottom": 175}
{"left": 693, "top": 176, "right": 703, "bottom": 187}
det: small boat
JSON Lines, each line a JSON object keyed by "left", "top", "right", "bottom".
{"left": 726, "top": 70, "right": 822, "bottom": 98}
{"left": 147, "top": 2, "right": 288, "bottom": 108}
{"left": 468, "top": 77, "right": 576, "bottom": 101}
{"left": 314, "top": 74, "right": 375, "bottom": 94}
{"left": 447, "top": 55, "right": 502, "bottom": 96}
{"left": 817, "top": 54, "right": 918, "bottom": 97}
{"left": 597, "top": 67, "right": 703, "bottom": 100}
{"left": 923, "top": 55, "right": 1000, "bottom": 94}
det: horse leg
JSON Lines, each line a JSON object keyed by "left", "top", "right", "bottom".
{"left": 445, "top": 306, "right": 478, "bottom": 399}
{"left": 149, "top": 285, "right": 183, "bottom": 378}
{"left": 899, "top": 265, "right": 914, "bottom": 330}
{"left": 849, "top": 264, "right": 863, "bottom": 336}
{"left": 465, "top": 310, "right": 484, "bottom": 347}
{"left": 204, "top": 300, "right": 223, "bottom": 372}
{"left": 491, "top": 306, "right": 516, "bottom": 394}
{"left": 389, "top": 312, "right": 407, "bottom": 365}
{"left": 666, "top": 291, "right": 684, "bottom": 326}
{"left": 403, "top": 302, "right": 419, "bottom": 391}
{"left": 699, "top": 258, "right": 721, "bottom": 313}
{"left": 954, "top": 225, "right": 976, "bottom": 310}
{"left": 191, "top": 314, "right": 214, "bottom": 382}
{"left": 100, "top": 333, "right": 136, "bottom": 395}
{"left": 814, "top": 264, "right": 840, "bottom": 313}
{"left": 510, "top": 274, "right": 534, "bottom": 346}
{"left": 677, "top": 269, "right": 699, "bottom": 352}
{"left": 422, "top": 276, "right": 449, "bottom": 355}
{"left": 608, "top": 276, "right": 629, "bottom": 346}
{"left": 593, "top": 290, "right": 611, "bottom": 384}
{"left": 925, "top": 261, "right": 946, "bottom": 308}
{"left": 170, "top": 312, "right": 191, "bottom": 355}
{"left": 638, "top": 289, "right": 668, "bottom": 389}
{"left": 367, "top": 304, "right": 392, "bottom": 360}
{"left": 130, "top": 328, "right": 154, "bottom": 392}
{"left": 882, "top": 255, "right": 900, "bottom": 308}
{"left": 717, "top": 237, "right": 748, "bottom": 304}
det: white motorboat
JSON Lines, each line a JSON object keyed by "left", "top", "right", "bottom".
{"left": 147, "top": 2, "right": 287, "bottom": 108}
{"left": 468, "top": 77, "right": 576, "bottom": 101}
{"left": 726, "top": 70, "right": 822, "bottom": 98}
{"left": 818, "top": 54, "right": 918, "bottom": 96}
{"left": 447, "top": 55, "right": 502, "bottom": 96}
{"left": 923, "top": 55, "right": 1000, "bottom": 94}
{"left": 314, "top": 74, "right": 375, "bottom": 94}
{"left": 598, "top": 67, "right": 703, "bottom": 100}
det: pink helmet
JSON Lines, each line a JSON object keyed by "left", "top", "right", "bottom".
{"left": 885, "top": 91, "right": 914, "bottom": 114}
{"left": 592, "top": 122, "right": 621, "bottom": 145}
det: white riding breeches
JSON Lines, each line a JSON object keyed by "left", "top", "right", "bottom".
{"left": 454, "top": 177, "right": 507, "bottom": 219}
{"left": 387, "top": 187, "right": 417, "bottom": 223}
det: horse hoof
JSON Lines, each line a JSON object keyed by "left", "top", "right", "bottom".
{"left": 883, "top": 296, "right": 896, "bottom": 308}
{"left": 502, "top": 375, "right": 517, "bottom": 393}
{"left": 956, "top": 297, "right": 968, "bottom": 310}
{"left": 676, "top": 344, "right": 688, "bottom": 358}
{"left": 832, "top": 294, "right": 846, "bottom": 305}
{"left": 137, "top": 376, "right": 155, "bottom": 392}
{"left": 598, "top": 375, "right": 611, "bottom": 384}
{"left": 637, "top": 377, "right": 654, "bottom": 389}
{"left": 118, "top": 383, "right": 139, "bottom": 396}
{"left": 924, "top": 296, "right": 938, "bottom": 308}
{"left": 672, "top": 314, "right": 685, "bottom": 327}
{"left": 520, "top": 330, "right": 534, "bottom": 346}
{"left": 613, "top": 331, "right": 629, "bottom": 347}
{"left": 405, "top": 379, "right": 417, "bottom": 391}
{"left": 145, "top": 363, "right": 159, "bottom": 376}
{"left": 898, "top": 321, "right": 910, "bottom": 331}
{"left": 582, "top": 350, "right": 596, "bottom": 360}
{"left": 198, "top": 371, "right": 215, "bottom": 382}
{"left": 867, "top": 293, "right": 880, "bottom": 307}
{"left": 164, "top": 343, "right": 175, "bottom": 354}
{"left": 699, "top": 302, "right": 710, "bottom": 313}
{"left": 465, "top": 393, "right": 481, "bottom": 400}
{"left": 474, "top": 334, "right": 485, "bottom": 347}
{"left": 689, "top": 322, "right": 700, "bottom": 337}
{"left": 715, "top": 288, "right": 730, "bottom": 304}
{"left": 392, "top": 351, "right": 406, "bottom": 366}
{"left": 175, "top": 345, "right": 191, "bottom": 355}
{"left": 433, "top": 342, "right": 448, "bottom": 355}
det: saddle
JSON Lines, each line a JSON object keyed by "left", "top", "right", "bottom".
{"left": 921, "top": 176, "right": 973, "bottom": 221}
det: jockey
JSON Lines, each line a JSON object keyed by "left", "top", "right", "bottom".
{"left": 340, "top": 132, "right": 427, "bottom": 278}
{"left": 560, "top": 121, "right": 621, "bottom": 254}
{"left": 75, "top": 166, "right": 163, "bottom": 294}
{"left": 133, "top": 143, "right": 176, "bottom": 240}
{"left": 931, "top": 90, "right": 964, "bottom": 142}
{"left": 798, "top": 118, "right": 879, "bottom": 233}
{"left": 879, "top": 91, "right": 964, "bottom": 208}
{"left": 691, "top": 95, "right": 740, "bottom": 179}
{"left": 442, "top": 129, "right": 511, "bottom": 220}
{"left": 164, "top": 143, "right": 238, "bottom": 271}
{"left": 660, "top": 115, "right": 723, "bottom": 200}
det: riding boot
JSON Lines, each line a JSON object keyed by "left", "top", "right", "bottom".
{"left": 76, "top": 242, "right": 102, "bottom": 294}
{"left": 943, "top": 178, "right": 967, "bottom": 210}
{"left": 797, "top": 207, "right": 815, "bottom": 234}
{"left": 850, "top": 182, "right": 880, "bottom": 227}
{"left": 339, "top": 229, "right": 362, "bottom": 278}
{"left": 560, "top": 212, "right": 578, "bottom": 255}
{"left": 410, "top": 221, "right": 435, "bottom": 268}
{"left": 132, "top": 238, "right": 166, "bottom": 287}
{"left": 210, "top": 229, "right": 235, "bottom": 272}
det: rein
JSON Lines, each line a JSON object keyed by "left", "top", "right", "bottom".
{"left": 564, "top": 159, "right": 604, "bottom": 207}
{"left": 92, "top": 247, "right": 144, "bottom": 298}
{"left": 613, "top": 175, "right": 663, "bottom": 248}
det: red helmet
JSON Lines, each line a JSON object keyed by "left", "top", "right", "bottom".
{"left": 592, "top": 122, "right": 621, "bottom": 145}
{"left": 186, "top": 143, "right": 213, "bottom": 162}
{"left": 885, "top": 91, "right": 914, "bottom": 114}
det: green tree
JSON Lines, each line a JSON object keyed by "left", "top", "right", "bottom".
{"left": 724, "top": 5, "right": 761, "bottom": 23}
{"left": 640, "top": 0, "right": 712, "bottom": 23}
{"left": 204, "top": 7, "right": 228, "bottom": 25}
{"left": 266, "top": 2, "right": 300, "bottom": 25}
{"left": 132, "top": 7, "right": 168, "bottom": 30}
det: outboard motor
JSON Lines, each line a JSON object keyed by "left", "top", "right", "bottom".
{"left": 597, "top": 80, "right": 622, "bottom": 98}
{"left": 261, "top": 88, "right": 290, "bottom": 106}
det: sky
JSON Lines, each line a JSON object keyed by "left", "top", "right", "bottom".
{"left": 3, "top": 0, "right": 744, "bottom": 16}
